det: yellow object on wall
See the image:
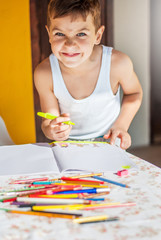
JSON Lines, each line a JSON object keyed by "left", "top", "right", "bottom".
{"left": 0, "top": 0, "right": 36, "bottom": 144}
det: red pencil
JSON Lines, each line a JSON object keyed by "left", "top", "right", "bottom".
{"left": 2, "top": 197, "right": 17, "bottom": 203}
{"left": 61, "top": 177, "right": 104, "bottom": 184}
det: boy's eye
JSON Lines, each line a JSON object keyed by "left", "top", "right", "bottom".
{"left": 77, "top": 32, "right": 86, "bottom": 37}
{"left": 55, "top": 32, "right": 65, "bottom": 36}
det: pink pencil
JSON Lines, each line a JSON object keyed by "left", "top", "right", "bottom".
{"left": 84, "top": 202, "right": 136, "bottom": 210}
{"left": 10, "top": 177, "right": 49, "bottom": 184}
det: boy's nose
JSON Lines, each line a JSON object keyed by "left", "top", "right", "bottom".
{"left": 65, "top": 38, "right": 75, "bottom": 47}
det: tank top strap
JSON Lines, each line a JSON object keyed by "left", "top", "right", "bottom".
{"left": 49, "top": 53, "right": 68, "bottom": 100}
{"left": 95, "top": 45, "right": 113, "bottom": 95}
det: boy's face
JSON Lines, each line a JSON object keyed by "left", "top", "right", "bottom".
{"left": 46, "top": 13, "right": 104, "bottom": 68}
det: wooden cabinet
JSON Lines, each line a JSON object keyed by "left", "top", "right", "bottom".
{"left": 150, "top": 0, "right": 161, "bottom": 144}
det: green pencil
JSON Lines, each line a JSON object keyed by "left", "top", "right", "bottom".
{"left": 37, "top": 112, "right": 75, "bottom": 125}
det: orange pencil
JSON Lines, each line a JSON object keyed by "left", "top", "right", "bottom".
{"left": 6, "top": 209, "right": 76, "bottom": 219}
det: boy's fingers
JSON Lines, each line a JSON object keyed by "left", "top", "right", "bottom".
{"left": 55, "top": 125, "right": 72, "bottom": 139}
{"left": 120, "top": 135, "right": 127, "bottom": 149}
{"left": 110, "top": 130, "right": 119, "bottom": 145}
{"left": 104, "top": 128, "right": 131, "bottom": 149}
{"left": 110, "top": 136, "right": 116, "bottom": 145}
{"left": 120, "top": 134, "right": 131, "bottom": 149}
{"left": 56, "top": 117, "right": 70, "bottom": 124}
{"left": 104, "top": 129, "right": 118, "bottom": 144}
{"left": 60, "top": 113, "right": 70, "bottom": 117}
{"left": 52, "top": 124, "right": 72, "bottom": 140}
{"left": 103, "top": 130, "right": 111, "bottom": 139}
{"left": 54, "top": 124, "right": 70, "bottom": 133}
{"left": 51, "top": 116, "right": 70, "bottom": 125}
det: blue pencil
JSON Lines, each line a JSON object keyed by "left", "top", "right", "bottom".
{"left": 32, "top": 181, "right": 61, "bottom": 185}
{"left": 55, "top": 188, "right": 110, "bottom": 195}
{"left": 84, "top": 198, "right": 105, "bottom": 201}
{"left": 92, "top": 176, "right": 130, "bottom": 188}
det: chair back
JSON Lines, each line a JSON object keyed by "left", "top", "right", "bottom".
{"left": 0, "top": 116, "right": 14, "bottom": 145}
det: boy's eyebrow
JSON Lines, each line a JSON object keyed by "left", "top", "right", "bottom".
{"left": 51, "top": 27, "right": 61, "bottom": 32}
{"left": 52, "top": 27, "right": 62, "bottom": 32}
{"left": 52, "top": 27, "right": 90, "bottom": 32}
{"left": 77, "top": 28, "right": 90, "bottom": 32}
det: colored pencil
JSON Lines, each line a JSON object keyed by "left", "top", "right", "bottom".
{"left": 69, "top": 202, "right": 121, "bottom": 210}
{"left": 73, "top": 215, "right": 109, "bottom": 223}
{"left": 68, "top": 173, "right": 103, "bottom": 179}
{"left": 79, "top": 217, "right": 120, "bottom": 224}
{"left": 53, "top": 182, "right": 107, "bottom": 188}
{"left": 28, "top": 194, "right": 83, "bottom": 199}
{"left": 55, "top": 188, "right": 110, "bottom": 195}
{"left": 3, "top": 209, "right": 76, "bottom": 219}
{"left": 10, "top": 177, "right": 49, "bottom": 184}
{"left": 17, "top": 197, "right": 91, "bottom": 205}
{"left": 2, "top": 197, "right": 17, "bottom": 203}
{"left": 36, "top": 209, "right": 83, "bottom": 217}
{"left": 13, "top": 188, "right": 58, "bottom": 197}
{"left": 0, "top": 195, "right": 17, "bottom": 202}
{"left": 31, "top": 182, "right": 82, "bottom": 188}
{"left": 0, "top": 207, "right": 31, "bottom": 212}
{"left": 93, "top": 176, "right": 130, "bottom": 188}
{"left": 32, "top": 181, "right": 61, "bottom": 185}
{"left": 32, "top": 204, "right": 86, "bottom": 211}
{"left": 1, "top": 187, "right": 59, "bottom": 198}
{"left": 83, "top": 192, "right": 110, "bottom": 199}
{"left": 61, "top": 177, "right": 104, "bottom": 184}
{"left": 83, "top": 202, "right": 136, "bottom": 210}
{"left": 0, "top": 186, "right": 45, "bottom": 195}
{"left": 61, "top": 182, "right": 108, "bottom": 188}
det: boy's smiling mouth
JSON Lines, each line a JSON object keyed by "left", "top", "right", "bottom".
{"left": 62, "top": 52, "right": 80, "bottom": 57}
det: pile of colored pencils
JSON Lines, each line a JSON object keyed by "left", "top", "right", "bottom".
{"left": 0, "top": 173, "right": 135, "bottom": 224}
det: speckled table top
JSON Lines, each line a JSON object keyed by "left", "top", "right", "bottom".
{"left": 0, "top": 153, "right": 161, "bottom": 240}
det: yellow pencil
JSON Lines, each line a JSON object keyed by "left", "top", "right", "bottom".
{"left": 73, "top": 215, "right": 109, "bottom": 223}
{"left": 32, "top": 204, "right": 85, "bottom": 211}
{"left": 53, "top": 183, "right": 109, "bottom": 188}
{"left": 36, "top": 194, "right": 81, "bottom": 199}
{"left": 69, "top": 202, "right": 136, "bottom": 210}
{"left": 69, "top": 173, "right": 103, "bottom": 179}
{"left": 68, "top": 202, "right": 121, "bottom": 210}
{"left": 62, "top": 182, "right": 108, "bottom": 188}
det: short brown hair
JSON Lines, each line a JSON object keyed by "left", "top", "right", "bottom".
{"left": 47, "top": 0, "right": 101, "bottom": 32}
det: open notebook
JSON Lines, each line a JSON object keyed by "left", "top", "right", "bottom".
{"left": 0, "top": 141, "right": 136, "bottom": 176}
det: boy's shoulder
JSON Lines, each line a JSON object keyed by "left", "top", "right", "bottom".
{"left": 34, "top": 57, "right": 53, "bottom": 90}
{"left": 111, "top": 48, "right": 133, "bottom": 79}
{"left": 34, "top": 57, "right": 51, "bottom": 76}
{"left": 111, "top": 48, "right": 133, "bottom": 70}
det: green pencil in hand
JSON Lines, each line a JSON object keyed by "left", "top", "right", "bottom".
{"left": 37, "top": 112, "right": 75, "bottom": 125}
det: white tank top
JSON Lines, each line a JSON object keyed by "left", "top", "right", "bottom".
{"left": 49, "top": 45, "right": 120, "bottom": 140}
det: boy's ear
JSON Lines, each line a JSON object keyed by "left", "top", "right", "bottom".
{"left": 95, "top": 25, "right": 105, "bottom": 45}
{"left": 45, "top": 25, "right": 51, "bottom": 43}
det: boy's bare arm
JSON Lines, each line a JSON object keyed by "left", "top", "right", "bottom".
{"left": 104, "top": 50, "right": 143, "bottom": 149}
{"left": 34, "top": 60, "right": 72, "bottom": 141}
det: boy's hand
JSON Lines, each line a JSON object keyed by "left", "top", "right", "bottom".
{"left": 103, "top": 127, "right": 131, "bottom": 150}
{"left": 49, "top": 113, "right": 72, "bottom": 141}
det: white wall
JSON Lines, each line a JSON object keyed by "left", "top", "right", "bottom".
{"left": 114, "top": 0, "right": 150, "bottom": 147}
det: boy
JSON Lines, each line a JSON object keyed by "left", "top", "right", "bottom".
{"left": 34, "top": 0, "right": 143, "bottom": 150}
